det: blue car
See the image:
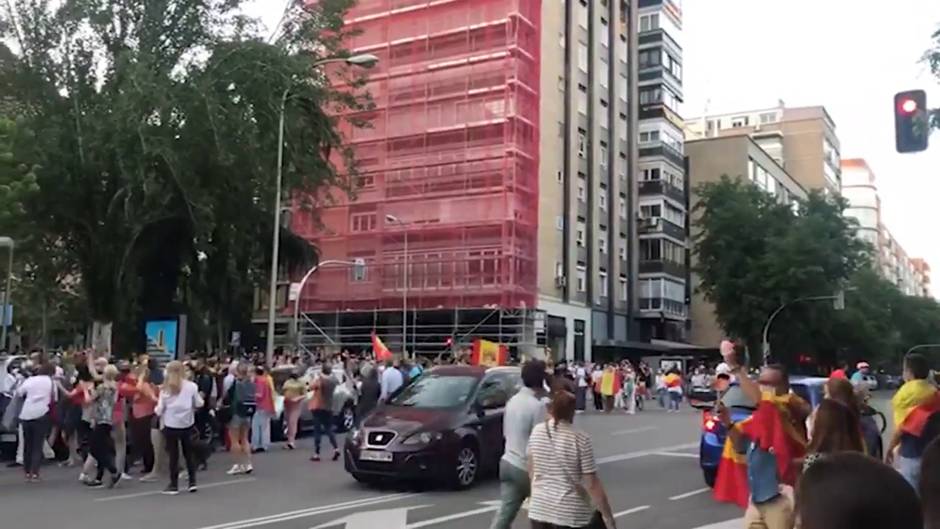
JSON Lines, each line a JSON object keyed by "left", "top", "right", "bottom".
{"left": 695, "top": 376, "right": 827, "bottom": 487}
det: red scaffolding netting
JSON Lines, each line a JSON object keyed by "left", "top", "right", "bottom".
{"left": 292, "top": 0, "right": 542, "bottom": 314}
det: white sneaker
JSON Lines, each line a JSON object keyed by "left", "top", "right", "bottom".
{"left": 226, "top": 464, "right": 243, "bottom": 475}
{"left": 78, "top": 472, "right": 88, "bottom": 482}
{"left": 243, "top": 464, "right": 253, "bottom": 474}
{"left": 121, "top": 473, "right": 133, "bottom": 481}
{"left": 140, "top": 474, "right": 159, "bottom": 482}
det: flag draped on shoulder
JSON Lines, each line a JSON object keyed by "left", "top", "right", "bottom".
{"left": 372, "top": 332, "right": 393, "bottom": 362}
{"left": 900, "top": 391, "right": 940, "bottom": 438}
{"left": 713, "top": 394, "right": 807, "bottom": 509}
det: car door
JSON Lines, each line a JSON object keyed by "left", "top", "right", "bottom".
{"left": 473, "top": 372, "right": 515, "bottom": 469}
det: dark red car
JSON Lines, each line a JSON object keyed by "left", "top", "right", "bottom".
{"left": 344, "top": 365, "right": 521, "bottom": 489}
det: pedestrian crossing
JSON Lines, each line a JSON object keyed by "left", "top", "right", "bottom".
{"left": 692, "top": 519, "right": 742, "bottom": 529}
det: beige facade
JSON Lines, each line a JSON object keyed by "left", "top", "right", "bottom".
{"left": 686, "top": 103, "right": 841, "bottom": 195}
{"left": 685, "top": 135, "right": 808, "bottom": 348}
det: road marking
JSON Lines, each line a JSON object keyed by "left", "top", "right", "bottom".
{"left": 596, "top": 442, "right": 699, "bottom": 465}
{"left": 668, "top": 487, "right": 711, "bottom": 500}
{"left": 613, "top": 505, "right": 650, "bottom": 518}
{"left": 692, "top": 519, "right": 743, "bottom": 529}
{"left": 406, "top": 502, "right": 500, "bottom": 528}
{"left": 311, "top": 505, "right": 432, "bottom": 529}
{"left": 655, "top": 451, "right": 699, "bottom": 459}
{"left": 611, "top": 426, "right": 658, "bottom": 436}
{"left": 196, "top": 493, "right": 417, "bottom": 529}
{"left": 95, "top": 477, "right": 256, "bottom": 502}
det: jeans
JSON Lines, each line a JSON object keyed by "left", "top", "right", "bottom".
{"left": 657, "top": 388, "right": 667, "bottom": 408}
{"left": 668, "top": 391, "right": 682, "bottom": 411}
{"left": 129, "top": 415, "right": 155, "bottom": 473}
{"left": 21, "top": 414, "right": 50, "bottom": 476}
{"left": 163, "top": 427, "right": 196, "bottom": 489}
{"left": 489, "top": 460, "right": 530, "bottom": 529}
{"left": 90, "top": 423, "right": 117, "bottom": 481}
{"left": 250, "top": 410, "right": 272, "bottom": 451}
{"left": 898, "top": 456, "right": 921, "bottom": 489}
{"left": 592, "top": 390, "right": 603, "bottom": 411}
{"left": 311, "top": 409, "right": 337, "bottom": 455}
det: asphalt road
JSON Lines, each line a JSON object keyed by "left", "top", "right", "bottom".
{"left": 0, "top": 395, "right": 893, "bottom": 529}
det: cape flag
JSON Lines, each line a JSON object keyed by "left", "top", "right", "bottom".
{"left": 600, "top": 368, "right": 622, "bottom": 396}
{"left": 372, "top": 332, "right": 393, "bottom": 362}
{"left": 470, "top": 338, "right": 508, "bottom": 367}
{"left": 900, "top": 391, "right": 940, "bottom": 438}
{"left": 713, "top": 395, "right": 807, "bottom": 509}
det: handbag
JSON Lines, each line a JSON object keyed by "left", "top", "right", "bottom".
{"left": 543, "top": 420, "right": 608, "bottom": 529}
{"left": 2, "top": 393, "right": 24, "bottom": 431}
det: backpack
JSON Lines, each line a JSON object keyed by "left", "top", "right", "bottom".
{"left": 234, "top": 381, "right": 256, "bottom": 417}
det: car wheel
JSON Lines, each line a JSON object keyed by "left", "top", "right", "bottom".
{"left": 703, "top": 467, "right": 717, "bottom": 488}
{"left": 336, "top": 403, "right": 355, "bottom": 433}
{"left": 452, "top": 443, "right": 479, "bottom": 489}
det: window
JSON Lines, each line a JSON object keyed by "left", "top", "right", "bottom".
{"left": 599, "top": 57, "right": 609, "bottom": 89}
{"left": 640, "top": 239, "right": 662, "bottom": 261}
{"left": 599, "top": 270, "right": 608, "bottom": 298}
{"left": 618, "top": 234, "right": 627, "bottom": 260}
{"left": 577, "top": 1, "right": 588, "bottom": 29}
{"left": 555, "top": 215, "right": 565, "bottom": 231}
{"left": 642, "top": 167, "right": 662, "bottom": 181}
{"left": 639, "top": 87, "right": 661, "bottom": 105}
{"left": 599, "top": 228, "right": 608, "bottom": 254}
{"left": 640, "top": 204, "right": 662, "bottom": 218}
{"left": 577, "top": 84, "right": 588, "bottom": 114}
{"left": 639, "top": 13, "right": 659, "bottom": 32}
{"left": 555, "top": 261, "right": 564, "bottom": 278}
{"left": 600, "top": 143, "right": 608, "bottom": 167}
{"left": 576, "top": 219, "right": 586, "bottom": 247}
{"left": 619, "top": 275, "right": 628, "bottom": 301}
{"left": 577, "top": 42, "right": 588, "bottom": 72}
{"left": 759, "top": 112, "right": 777, "bottom": 124}
{"left": 577, "top": 173, "right": 586, "bottom": 200}
{"left": 639, "top": 130, "right": 661, "bottom": 144}
{"left": 619, "top": 195, "right": 627, "bottom": 219}
{"left": 638, "top": 49, "right": 660, "bottom": 68}
{"left": 599, "top": 189, "right": 607, "bottom": 210}
{"left": 663, "top": 202, "right": 685, "bottom": 226}
{"left": 577, "top": 130, "right": 587, "bottom": 157}
{"left": 576, "top": 264, "right": 587, "bottom": 292}
{"left": 350, "top": 212, "right": 377, "bottom": 232}
{"left": 730, "top": 116, "right": 749, "bottom": 128}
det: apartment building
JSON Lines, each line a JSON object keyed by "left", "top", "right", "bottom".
{"left": 288, "top": 0, "right": 652, "bottom": 362}
{"left": 685, "top": 135, "right": 808, "bottom": 348}
{"left": 842, "top": 159, "right": 932, "bottom": 298}
{"left": 634, "top": 0, "right": 689, "bottom": 344}
{"left": 686, "top": 102, "right": 842, "bottom": 195}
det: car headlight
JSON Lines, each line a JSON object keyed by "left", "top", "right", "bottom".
{"left": 350, "top": 428, "right": 362, "bottom": 445}
{"left": 402, "top": 431, "right": 442, "bottom": 445}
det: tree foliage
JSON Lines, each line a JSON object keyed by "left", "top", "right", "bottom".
{"left": 693, "top": 177, "right": 869, "bottom": 365}
{"left": 924, "top": 26, "right": 940, "bottom": 131}
{"left": 0, "top": 0, "right": 369, "bottom": 352}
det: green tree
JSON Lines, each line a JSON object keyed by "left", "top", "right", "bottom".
{"left": 1, "top": 0, "right": 368, "bottom": 353}
{"left": 693, "top": 177, "right": 868, "bottom": 364}
{"left": 923, "top": 26, "right": 940, "bottom": 130}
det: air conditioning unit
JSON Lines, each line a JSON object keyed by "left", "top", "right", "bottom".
{"left": 555, "top": 275, "right": 568, "bottom": 288}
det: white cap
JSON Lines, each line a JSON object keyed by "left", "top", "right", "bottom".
{"left": 715, "top": 362, "right": 732, "bottom": 376}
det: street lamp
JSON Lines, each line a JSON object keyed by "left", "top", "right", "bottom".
{"left": 385, "top": 214, "right": 408, "bottom": 357}
{"left": 761, "top": 289, "right": 851, "bottom": 366}
{"left": 265, "top": 53, "right": 379, "bottom": 366}
{"left": 291, "top": 259, "right": 360, "bottom": 351}
{"left": 0, "top": 237, "right": 12, "bottom": 351}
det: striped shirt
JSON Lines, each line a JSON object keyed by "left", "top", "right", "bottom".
{"left": 527, "top": 419, "right": 597, "bottom": 527}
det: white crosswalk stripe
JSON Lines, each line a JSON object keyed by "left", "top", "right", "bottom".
{"left": 691, "top": 519, "right": 743, "bottom": 529}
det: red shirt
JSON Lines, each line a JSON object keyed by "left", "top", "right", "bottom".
{"left": 255, "top": 375, "right": 275, "bottom": 414}
{"left": 830, "top": 369, "right": 847, "bottom": 380}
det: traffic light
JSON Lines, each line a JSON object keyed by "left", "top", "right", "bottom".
{"left": 894, "top": 90, "right": 928, "bottom": 153}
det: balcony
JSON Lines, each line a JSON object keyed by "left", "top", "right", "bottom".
{"left": 637, "top": 217, "right": 686, "bottom": 241}
{"left": 637, "top": 298, "right": 688, "bottom": 319}
{"left": 638, "top": 29, "right": 682, "bottom": 53}
{"left": 638, "top": 179, "right": 685, "bottom": 203}
{"left": 639, "top": 144, "right": 685, "bottom": 168}
{"left": 639, "top": 259, "right": 687, "bottom": 278}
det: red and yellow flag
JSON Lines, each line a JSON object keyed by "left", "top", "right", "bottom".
{"left": 713, "top": 395, "right": 807, "bottom": 509}
{"left": 372, "top": 332, "right": 393, "bottom": 362}
{"left": 470, "top": 338, "right": 508, "bottom": 367}
{"left": 901, "top": 392, "right": 940, "bottom": 438}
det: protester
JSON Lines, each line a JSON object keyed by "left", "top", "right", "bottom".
{"left": 797, "top": 452, "right": 922, "bottom": 529}
{"left": 802, "top": 399, "right": 864, "bottom": 471}
{"left": 830, "top": 360, "right": 849, "bottom": 380}
{"left": 282, "top": 370, "right": 306, "bottom": 450}
{"left": 223, "top": 362, "right": 255, "bottom": 475}
{"left": 113, "top": 360, "right": 135, "bottom": 479}
{"left": 129, "top": 363, "right": 158, "bottom": 479}
{"left": 527, "top": 390, "right": 616, "bottom": 529}
{"left": 600, "top": 364, "right": 620, "bottom": 413}
{"left": 85, "top": 364, "right": 121, "bottom": 488}
{"left": 380, "top": 358, "right": 403, "bottom": 401}
{"left": 664, "top": 369, "right": 683, "bottom": 412}
{"left": 886, "top": 353, "right": 938, "bottom": 487}
{"left": 574, "top": 362, "right": 588, "bottom": 411}
{"left": 250, "top": 365, "right": 275, "bottom": 452}
{"left": 591, "top": 364, "right": 604, "bottom": 411}
{"left": 309, "top": 363, "right": 339, "bottom": 462}
{"left": 806, "top": 377, "right": 857, "bottom": 435}
{"left": 488, "top": 360, "right": 546, "bottom": 529}
{"left": 155, "top": 360, "right": 203, "bottom": 494}
{"left": 16, "top": 362, "right": 56, "bottom": 481}
{"left": 355, "top": 362, "right": 381, "bottom": 424}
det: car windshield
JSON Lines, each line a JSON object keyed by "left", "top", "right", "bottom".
{"left": 388, "top": 373, "right": 479, "bottom": 408}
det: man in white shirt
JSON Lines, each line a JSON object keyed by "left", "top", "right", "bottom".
{"left": 379, "top": 359, "right": 404, "bottom": 401}
{"left": 575, "top": 363, "right": 588, "bottom": 411}
{"left": 489, "top": 360, "right": 547, "bottom": 529}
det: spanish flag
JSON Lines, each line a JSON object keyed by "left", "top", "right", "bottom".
{"left": 372, "top": 332, "right": 393, "bottom": 362}
{"left": 900, "top": 391, "right": 940, "bottom": 438}
{"left": 713, "top": 395, "right": 807, "bottom": 508}
{"left": 600, "top": 368, "right": 622, "bottom": 396}
{"left": 470, "top": 338, "right": 508, "bottom": 367}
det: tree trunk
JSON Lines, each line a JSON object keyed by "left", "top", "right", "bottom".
{"left": 91, "top": 320, "right": 113, "bottom": 357}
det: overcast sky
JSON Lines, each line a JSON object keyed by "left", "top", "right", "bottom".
{"left": 682, "top": 0, "right": 940, "bottom": 282}
{"left": 246, "top": 0, "right": 940, "bottom": 282}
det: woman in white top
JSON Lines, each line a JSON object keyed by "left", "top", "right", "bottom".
{"left": 16, "top": 363, "right": 56, "bottom": 482}
{"left": 155, "top": 361, "right": 204, "bottom": 495}
{"left": 527, "top": 390, "right": 616, "bottom": 529}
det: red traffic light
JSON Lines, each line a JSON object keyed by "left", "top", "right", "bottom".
{"left": 894, "top": 90, "right": 928, "bottom": 153}
{"left": 900, "top": 98, "right": 918, "bottom": 114}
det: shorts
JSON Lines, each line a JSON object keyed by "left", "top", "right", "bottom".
{"left": 229, "top": 415, "right": 251, "bottom": 429}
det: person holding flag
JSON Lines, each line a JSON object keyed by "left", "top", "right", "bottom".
{"left": 713, "top": 346, "right": 810, "bottom": 529}
{"left": 886, "top": 353, "right": 940, "bottom": 487}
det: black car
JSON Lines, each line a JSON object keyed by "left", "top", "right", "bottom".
{"left": 344, "top": 365, "right": 521, "bottom": 489}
